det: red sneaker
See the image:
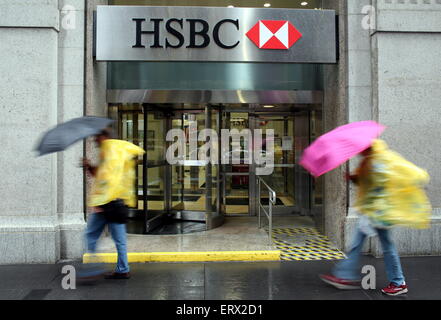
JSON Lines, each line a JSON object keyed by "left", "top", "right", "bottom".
{"left": 319, "top": 274, "right": 361, "bottom": 290}
{"left": 381, "top": 283, "right": 408, "bottom": 296}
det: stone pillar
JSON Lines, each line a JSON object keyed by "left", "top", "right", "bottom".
{"left": 85, "top": 0, "right": 107, "bottom": 120}
{"left": 85, "top": 0, "right": 108, "bottom": 216}
{"left": 0, "top": 0, "right": 86, "bottom": 264}
{"left": 345, "top": 0, "right": 441, "bottom": 256}
{"left": 321, "top": 0, "right": 348, "bottom": 250}
{"left": 370, "top": 0, "right": 441, "bottom": 256}
{"left": 57, "top": 0, "right": 87, "bottom": 260}
{"left": 344, "top": 0, "right": 375, "bottom": 253}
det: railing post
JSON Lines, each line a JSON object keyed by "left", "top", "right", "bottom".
{"left": 257, "top": 177, "right": 275, "bottom": 247}
{"left": 269, "top": 194, "right": 272, "bottom": 247}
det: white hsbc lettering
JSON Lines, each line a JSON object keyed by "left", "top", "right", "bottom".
{"left": 132, "top": 18, "right": 240, "bottom": 49}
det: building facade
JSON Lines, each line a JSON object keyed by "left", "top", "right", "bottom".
{"left": 0, "top": 0, "right": 440, "bottom": 264}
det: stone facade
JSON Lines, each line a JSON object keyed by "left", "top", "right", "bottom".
{"left": 345, "top": 0, "right": 441, "bottom": 256}
{"left": 321, "top": 0, "right": 349, "bottom": 250}
{"left": 0, "top": 0, "right": 440, "bottom": 264}
{"left": 0, "top": 0, "right": 86, "bottom": 264}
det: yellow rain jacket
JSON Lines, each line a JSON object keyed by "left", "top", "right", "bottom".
{"left": 355, "top": 139, "right": 431, "bottom": 229}
{"left": 88, "top": 139, "right": 145, "bottom": 208}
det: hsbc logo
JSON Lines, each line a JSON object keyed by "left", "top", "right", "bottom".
{"left": 132, "top": 18, "right": 302, "bottom": 51}
{"left": 246, "top": 20, "right": 303, "bottom": 50}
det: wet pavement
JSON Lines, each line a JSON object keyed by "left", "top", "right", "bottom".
{"left": 1, "top": 255, "right": 441, "bottom": 300}
{"left": 97, "top": 216, "right": 318, "bottom": 253}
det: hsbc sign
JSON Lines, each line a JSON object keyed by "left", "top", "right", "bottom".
{"left": 96, "top": 6, "right": 336, "bottom": 63}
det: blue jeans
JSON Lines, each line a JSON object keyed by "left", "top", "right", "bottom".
{"left": 85, "top": 212, "right": 130, "bottom": 274}
{"left": 333, "top": 227, "right": 405, "bottom": 286}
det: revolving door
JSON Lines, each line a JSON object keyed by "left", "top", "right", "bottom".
{"left": 109, "top": 102, "right": 321, "bottom": 234}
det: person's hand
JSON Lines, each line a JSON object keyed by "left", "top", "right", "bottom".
{"left": 349, "top": 174, "right": 359, "bottom": 184}
{"left": 81, "top": 158, "right": 90, "bottom": 168}
{"left": 345, "top": 172, "right": 358, "bottom": 182}
{"left": 82, "top": 158, "right": 97, "bottom": 176}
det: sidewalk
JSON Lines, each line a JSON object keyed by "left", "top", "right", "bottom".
{"left": 86, "top": 216, "right": 345, "bottom": 263}
{"left": 1, "top": 256, "right": 441, "bottom": 300}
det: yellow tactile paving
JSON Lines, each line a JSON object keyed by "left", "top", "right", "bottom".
{"left": 270, "top": 227, "right": 346, "bottom": 262}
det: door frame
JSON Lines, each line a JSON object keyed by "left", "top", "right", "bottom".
{"left": 109, "top": 90, "right": 323, "bottom": 231}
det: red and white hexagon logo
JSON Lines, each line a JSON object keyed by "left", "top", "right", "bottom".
{"left": 246, "top": 20, "right": 303, "bottom": 50}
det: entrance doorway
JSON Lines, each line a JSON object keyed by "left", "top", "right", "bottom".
{"left": 108, "top": 102, "right": 323, "bottom": 234}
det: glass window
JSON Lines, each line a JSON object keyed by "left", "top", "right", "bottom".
{"left": 146, "top": 113, "right": 166, "bottom": 165}
{"left": 108, "top": 62, "right": 323, "bottom": 91}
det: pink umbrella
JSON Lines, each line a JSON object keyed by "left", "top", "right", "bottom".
{"left": 300, "top": 121, "right": 386, "bottom": 177}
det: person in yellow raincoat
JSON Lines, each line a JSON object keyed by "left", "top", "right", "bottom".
{"left": 354, "top": 139, "right": 431, "bottom": 229}
{"left": 321, "top": 139, "right": 431, "bottom": 296}
{"left": 81, "top": 128, "right": 145, "bottom": 280}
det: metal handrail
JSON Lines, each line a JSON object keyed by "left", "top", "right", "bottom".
{"left": 257, "top": 176, "right": 276, "bottom": 246}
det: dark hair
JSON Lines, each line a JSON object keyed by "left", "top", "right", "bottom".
{"left": 361, "top": 147, "right": 372, "bottom": 156}
{"left": 97, "top": 127, "right": 112, "bottom": 138}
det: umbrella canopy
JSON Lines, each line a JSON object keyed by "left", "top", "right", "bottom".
{"left": 35, "top": 116, "right": 115, "bottom": 156}
{"left": 299, "top": 121, "right": 386, "bottom": 177}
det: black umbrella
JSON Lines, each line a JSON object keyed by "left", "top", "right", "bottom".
{"left": 35, "top": 116, "right": 115, "bottom": 156}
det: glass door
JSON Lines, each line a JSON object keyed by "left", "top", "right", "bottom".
{"left": 255, "top": 113, "right": 307, "bottom": 215}
{"left": 117, "top": 106, "right": 146, "bottom": 233}
{"left": 143, "top": 108, "right": 169, "bottom": 232}
{"left": 113, "top": 104, "right": 169, "bottom": 233}
{"left": 169, "top": 107, "right": 221, "bottom": 230}
{"left": 221, "top": 111, "right": 252, "bottom": 216}
{"left": 171, "top": 111, "right": 207, "bottom": 215}
{"left": 310, "top": 110, "right": 324, "bottom": 228}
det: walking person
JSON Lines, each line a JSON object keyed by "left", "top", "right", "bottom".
{"left": 320, "top": 139, "right": 431, "bottom": 296}
{"left": 81, "top": 128, "right": 145, "bottom": 280}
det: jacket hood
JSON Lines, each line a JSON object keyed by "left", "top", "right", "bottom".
{"left": 371, "top": 139, "right": 389, "bottom": 154}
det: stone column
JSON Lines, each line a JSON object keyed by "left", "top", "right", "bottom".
{"left": 0, "top": 0, "right": 86, "bottom": 264}
{"left": 85, "top": 0, "right": 108, "bottom": 216}
{"left": 344, "top": 0, "right": 375, "bottom": 253}
{"left": 321, "top": 0, "right": 349, "bottom": 250}
{"left": 345, "top": 0, "right": 441, "bottom": 256}
{"left": 57, "top": 0, "right": 87, "bottom": 260}
{"left": 370, "top": 0, "right": 441, "bottom": 256}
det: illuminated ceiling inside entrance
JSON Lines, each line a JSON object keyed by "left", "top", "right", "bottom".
{"left": 110, "top": 0, "right": 323, "bottom": 10}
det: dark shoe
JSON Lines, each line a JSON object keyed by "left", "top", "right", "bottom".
{"left": 104, "top": 272, "right": 131, "bottom": 280}
{"left": 77, "top": 277, "right": 100, "bottom": 286}
{"left": 77, "top": 272, "right": 104, "bottom": 286}
{"left": 381, "top": 283, "right": 408, "bottom": 296}
{"left": 319, "top": 274, "right": 361, "bottom": 290}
